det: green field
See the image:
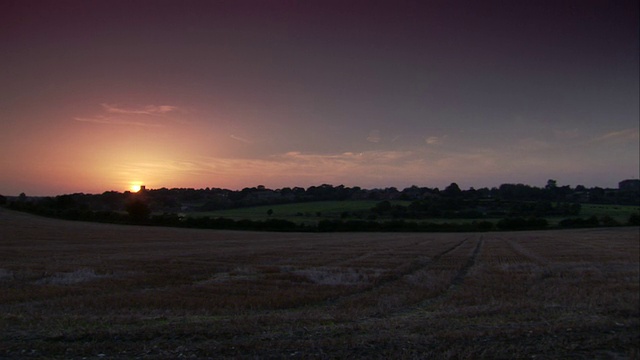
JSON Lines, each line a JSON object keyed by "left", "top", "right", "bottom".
{"left": 188, "top": 200, "right": 411, "bottom": 223}
{"left": 579, "top": 204, "right": 640, "bottom": 222}
{"left": 187, "top": 200, "right": 640, "bottom": 227}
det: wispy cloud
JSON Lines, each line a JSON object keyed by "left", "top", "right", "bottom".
{"left": 73, "top": 116, "right": 165, "bottom": 127}
{"left": 230, "top": 134, "right": 252, "bottom": 144}
{"left": 154, "top": 148, "right": 502, "bottom": 188}
{"left": 367, "top": 130, "right": 381, "bottom": 143}
{"left": 514, "top": 137, "right": 552, "bottom": 152}
{"left": 553, "top": 128, "right": 581, "bottom": 140}
{"left": 110, "top": 142, "right": 619, "bottom": 190}
{"left": 596, "top": 128, "right": 639, "bottom": 143}
{"left": 425, "top": 135, "right": 447, "bottom": 145}
{"left": 74, "top": 103, "right": 182, "bottom": 127}
{"left": 101, "top": 103, "right": 179, "bottom": 115}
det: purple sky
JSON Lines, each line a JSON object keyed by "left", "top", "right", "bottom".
{"left": 1, "top": 0, "right": 638, "bottom": 195}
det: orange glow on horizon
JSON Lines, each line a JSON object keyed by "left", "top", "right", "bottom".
{"left": 130, "top": 184, "right": 142, "bottom": 192}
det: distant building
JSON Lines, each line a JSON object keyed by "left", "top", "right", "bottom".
{"left": 140, "top": 185, "right": 146, "bottom": 191}
{"left": 618, "top": 179, "right": 640, "bottom": 191}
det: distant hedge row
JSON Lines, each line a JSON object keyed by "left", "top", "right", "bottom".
{"left": 4, "top": 201, "right": 638, "bottom": 231}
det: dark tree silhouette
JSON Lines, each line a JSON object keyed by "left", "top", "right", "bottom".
{"left": 125, "top": 199, "right": 151, "bottom": 222}
{"left": 443, "top": 183, "right": 462, "bottom": 197}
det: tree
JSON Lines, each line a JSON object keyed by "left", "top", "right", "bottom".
{"left": 267, "top": 209, "right": 273, "bottom": 216}
{"left": 545, "top": 179, "right": 557, "bottom": 189}
{"left": 372, "top": 200, "right": 392, "bottom": 214}
{"left": 125, "top": 199, "right": 151, "bottom": 222}
{"left": 444, "top": 183, "right": 462, "bottom": 197}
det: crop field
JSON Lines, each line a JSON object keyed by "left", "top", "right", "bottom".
{"left": 1, "top": 208, "right": 638, "bottom": 359}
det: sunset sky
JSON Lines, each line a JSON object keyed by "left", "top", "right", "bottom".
{"left": 1, "top": 0, "right": 638, "bottom": 196}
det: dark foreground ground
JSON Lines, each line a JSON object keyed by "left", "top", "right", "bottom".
{"left": 1, "top": 208, "right": 638, "bottom": 359}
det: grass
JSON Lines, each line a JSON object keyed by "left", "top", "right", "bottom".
{"left": 189, "top": 200, "right": 640, "bottom": 228}
{"left": 189, "top": 200, "right": 411, "bottom": 222}
{"left": 579, "top": 203, "right": 640, "bottom": 222}
{"left": 1, "top": 207, "right": 638, "bottom": 358}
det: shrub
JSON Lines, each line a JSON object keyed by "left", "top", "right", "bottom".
{"left": 474, "top": 221, "right": 494, "bottom": 231}
{"left": 497, "top": 217, "right": 548, "bottom": 230}
{"left": 559, "top": 216, "right": 599, "bottom": 228}
{"left": 125, "top": 199, "right": 151, "bottom": 222}
{"left": 599, "top": 215, "right": 620, "bottom": 227}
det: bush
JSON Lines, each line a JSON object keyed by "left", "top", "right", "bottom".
{"left": 599, "top": 215, "right": 620, "bottom": 227}
{"left": 474, "top": 221, "right": 495, "bottom": 231}
{"left": 559, "top": 216, "right": 599, "bottom": 228}
{"left": 497, "top": 217, "right": 548, "bottom": 230}
{"left": 125, "top": 199, "right": 151, "bottom": 222}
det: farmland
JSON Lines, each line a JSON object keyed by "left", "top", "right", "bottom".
{"left": 1, "top": 207, "right": 638, "bottom": 359}
{"left": 187, "top": 200, "right": 396, "bottom": 223}
{"left": 187, "top": 200, "right": 640, "bottom": 226}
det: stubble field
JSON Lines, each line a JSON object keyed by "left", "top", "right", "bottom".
{"left": 0, "top": 208, "right": 638, "bottom": 359}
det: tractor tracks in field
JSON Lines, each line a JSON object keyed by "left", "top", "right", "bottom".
{"left": 380, "top": 235, "right": 485, "bottom": 320}
{"left": 313, "top": 237, "right": 471, "bottom": 308}
{"left": 321, "top": 236, "right": 486, "bottom": 315}
{"left": 245, "top": 235, "right": 484, "bottom": 324}
{"left": 324, "top": 233, "right": 462, "bottom": 269}
{"left": 504, "top": 238, "right": 549, "bottom": 266}
{"left": 372, "top": 236, "right": 470, "bottom": 288}
{"left": 449, "top": 236, "right": 483, "bottom": 288}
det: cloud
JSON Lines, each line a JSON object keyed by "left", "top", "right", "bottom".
{"left": 110, "top": 141, "right": 621, "bottom": 191}
{"left": 553, "top": 128, "right": 581, "bottom": 140}
{"left": 280, "top": 150, "right": 415, "bottom": 165}
{"left": 154, "top": 148, "right": 503, "bottom": 189}
{"left": 514, "top": 138, "right": 552, "bottom": 152}
{"left": 73, "top": 116, "right": 165, "bottom": 127}
{"left": 230, "top": 134, "right": 252, "bottom": 144}
{"left": 74, "top": 103, "right": 182, "bottom": 127}
{"left": 101, "top": 103, "right": 179, "bottom": 115}
{"left": 425, "top": 135, "right": 447, "bottom": 145}
{"left": 367, "top": 130, "right": 381, "bottom": 143}
{"left": 596, "top": 128, "right": 639, "bottom": 143}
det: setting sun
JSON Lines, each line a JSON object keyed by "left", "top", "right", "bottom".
{"left": 130, "top": 184, "right": 142, "bottom": 192}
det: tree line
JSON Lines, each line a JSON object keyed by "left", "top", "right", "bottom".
{"left": 1, "top": 180, "right": 638, "bottom": 232}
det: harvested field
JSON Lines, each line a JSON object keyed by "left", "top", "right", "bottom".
{"left": 1, "top": 208, "right": 638, "bottom": 359}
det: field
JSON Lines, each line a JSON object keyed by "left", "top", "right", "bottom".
{"left": 579, "top": 204, "right": 640, "bottom": 223}
{"left": 1, "top": 208, "right": 638, "bottom": 359}
{"left": 188, "top": 200, "right": 410, "bottom": 223}
{"left": 187, "top": 200, "right": 640, "bottom": 226}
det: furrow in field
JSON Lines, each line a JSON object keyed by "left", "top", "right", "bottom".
{"left": 449, "top": 236, "right": 483, "bottom": 288}
{"left": 372, "top": 237, "right": 469, "bottom": 287}
{"left": 347, "top": 236, "right": 484, "bottom": 322}
{"left": 315, "top": 237, "right": 475, "bottom": 316}
{"left": 504, "top": 237, "right": 549, "bottom": 266}
{"left": 323, "top": 236, "right": 431, "bottom": 268}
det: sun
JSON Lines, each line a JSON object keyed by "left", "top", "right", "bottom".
{"left": 130, "top": 184, "right": 142, "bottom": 192}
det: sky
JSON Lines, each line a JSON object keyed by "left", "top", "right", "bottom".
{"left": 1, "top": 0, "right": 638, "bottom": 196}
